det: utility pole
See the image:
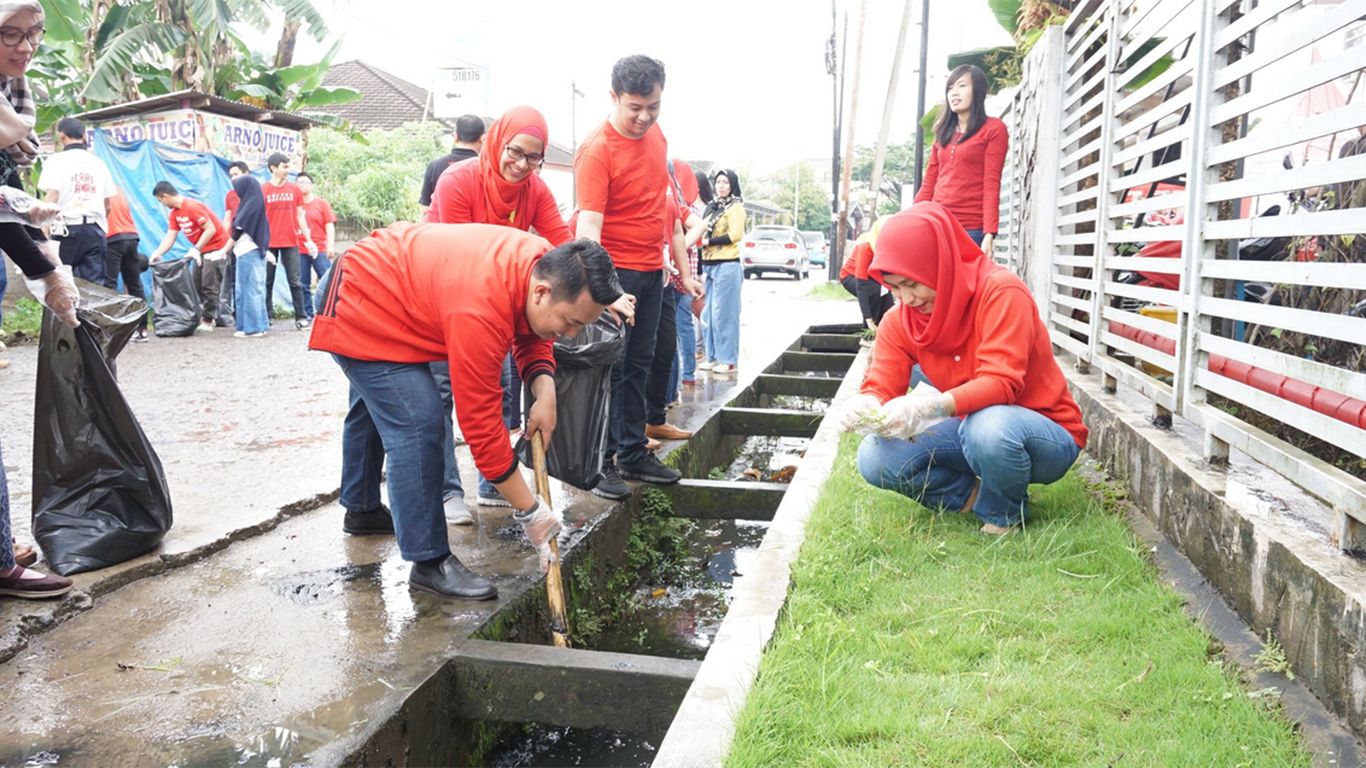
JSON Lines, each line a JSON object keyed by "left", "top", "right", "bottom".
{"left": 819, "top": 0, "right": 841, "bottom": 274}
{"left": 869, "top": 0, "right": 914, "bottom": 214}
{"left": 571, "top": 80, "right": 585, "bottom": 207}
{"left": 836, "top": 0, "right": 868, "bottom": 254}
{"left": 912, "top": 0, "right": 931, "bottom": 194}
{"left": 792, "top": 164, "right": 800, "bottom": 225}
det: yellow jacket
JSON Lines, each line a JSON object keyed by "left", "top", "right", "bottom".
{"left": 701, "top": 202, "right": 746, "bottom": 263}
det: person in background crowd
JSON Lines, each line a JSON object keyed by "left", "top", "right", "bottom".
{"left": 310, "top": 225, "right": 625, "bottom": 599}
{"left": 148, "top": 181, "right": 230, "bottom": 334}
{"left": 842, "top": 203, "right": 1086, "bottom": 535}
{"left": 426, "top": 105, "right": 577, "bottom": 518}
{"left": 915, "top": 64, "right": 1009, "bottom": 250}
{"left": 574, "top": 54, "right": 680, "bottom": 500}
{"left": 104, "top": 189, "right": 149, "bottom": 342}
{"left": 215, "top": 173, "right": 271, "bottom": 339}
{"left": 697, "top": 168, "right": 745, "bottom": 376}
{"left": 839, "top": 217, "right": 893, "bottom": 337}
{"left": 418, "top": 114, "right": 485, "bottom": 216}
{"left": 39, "top": 116, "right": 114, "bottom": 283}
{"left": 0, "top": 0, "right": 77, "bottom": 598}
{"left": 262, "top": 152, "right": 315, "bottom": 329}
{"left": 222, "top": 160, "right": 249, "bottom": 231}
{"left": 645, "top": 159, "right": 705, "bottom": 446}
{"left": 296, "top": 171, "right": 335, "bottom": 320}
{"left": 667, "top": 165, "right": 711, "bottom": 399}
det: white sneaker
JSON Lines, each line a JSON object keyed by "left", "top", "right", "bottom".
{"left": 444, "top": 496, "right": 474, "bottom": 525}
{"left": 696, "top": 360, "right": 715, "bottom": 371}
{"left": 712, "top": 363, "right": 736, "bottom": 374}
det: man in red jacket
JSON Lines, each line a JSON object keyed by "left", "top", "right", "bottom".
{"left": 310, "top": 223, "right": 624, "bottom": 598}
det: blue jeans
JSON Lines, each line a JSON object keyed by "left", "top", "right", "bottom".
{"left": 702, "top": 261, "right": 741, "bottom": 365}
{"left": 0, "top": 438, "right": 13, "bottom": 570}
{"left": 667, "top": 291, "right": 696, "bottom": 401}
{"left": 234, "top": 249, "right": 269, "bottom": 334}
{"left": 0, "top": 259, "right": 7, "bottom": 326}
{"left": 428, "top": 361, "right": 467, "bottom": 501}
{"left": 609, "top": 268, "right": 664, "bottom": 465}
{"left": 335, "top": 354, "right": 451, "bottom": 563}
{"left": 965, "top": 229, "right": 985, "bottom": 246}
{"left": 856, "top": 405, "right": 1080, "bottom": 527}
{"left": 299, "top": 251, "right": 332, "bottom": 319}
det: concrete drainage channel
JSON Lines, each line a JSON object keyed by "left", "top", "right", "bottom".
{"left": 343, "top": 324, "right": 862, "bottom": 767}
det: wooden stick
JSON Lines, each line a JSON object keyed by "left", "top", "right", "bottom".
{"left": 532, "top": 433, "right": 571, "bottom": 648}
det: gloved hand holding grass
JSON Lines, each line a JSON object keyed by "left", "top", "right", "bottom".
{"left": 876, "top": 392, "right": 954, "bottom": 439}
{"left": 25, "top": 265, "right": 80, "bottom": 329}
{"left": 839, "top": 393, "right": 884, "bottom": 434}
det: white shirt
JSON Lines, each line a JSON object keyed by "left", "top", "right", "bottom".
{"left": 38, "top": 146, "right": 115, "bottom": 232}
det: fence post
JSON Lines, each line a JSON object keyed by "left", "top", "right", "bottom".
{"left": 1083, "top": 4, "right": 1122, "bottom": 381}
{"left": 1177, "top": 0, "right": 1223, "bottom": 459}
{"left": 1027, "top": 28, "right": 1066, "bottom": 311}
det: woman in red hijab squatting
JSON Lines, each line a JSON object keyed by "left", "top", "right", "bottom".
{"left": 840, "top": 203, "right": 1088, "bottom": 534}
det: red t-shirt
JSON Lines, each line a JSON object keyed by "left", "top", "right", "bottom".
{"left": 106, "top": 192, "right": 138, "bottom": 238}
{"left": 309, "top": 223, "right": 556, "bottom": 482}
{"left": 262, "top": 180, "right": 304, "bottom": 248}
{"left": 860, "top": 268, "right": 1087, "bottom": 448}
{"left": 168, "top": 198, "right": 228, "bottom": 252}
{"left": 225, "top": 189, "right": 239, "bottom": 217}
{"left": 914, "top": 117, "right": 1009, "bottom": 233}
{"left": 425, "top": 158, "right": 572, "bottom": 247}
{"left": 302, "top": 197, "right": 337, "bottom": 251}
{"left": 573, "top": 120, "right": 669, "bottom": 272}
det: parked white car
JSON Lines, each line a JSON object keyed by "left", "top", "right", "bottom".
{"left": 741, "top": 225, "right": 810, "bottom": 279}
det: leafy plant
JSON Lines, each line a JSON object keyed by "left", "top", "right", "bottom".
{"left": 1254, "top": 630, "right": 1294, "bottom": 679}
{"left": 305, "top": 122, "right": 446, "bottom": 227}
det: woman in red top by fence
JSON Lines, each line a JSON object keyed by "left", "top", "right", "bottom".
{"left": 914, "top": 65, "right": 1009, "bottom": 252}
{"left": 840, "top": 204, "right": 1087, "bottom": 534}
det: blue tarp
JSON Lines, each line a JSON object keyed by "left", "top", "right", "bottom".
{"left": 89, "top": 132, "right": 289, "bottom": 311}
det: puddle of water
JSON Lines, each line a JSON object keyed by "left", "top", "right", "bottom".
{"left": 588, "top": 518, "right": 767, "bottom": 660}
{"left": 769, "top": 394, "right": 832, "bottom": 411}
{"left": 718, "top": 435, "right": 810, "bottom": 483}
{"left": 488, "top": 725, "right": 657, "bottom": 767}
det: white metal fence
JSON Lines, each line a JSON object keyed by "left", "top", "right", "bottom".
{"left": 1007, "top": 0, "right": 1366, "bottom": 544}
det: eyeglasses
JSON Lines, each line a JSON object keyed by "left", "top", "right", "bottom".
{"left": 504, "top": 145, "right": 545, "bottom": 167}
{"left": 0, "top": 25, "right": 43, "bottom": 48}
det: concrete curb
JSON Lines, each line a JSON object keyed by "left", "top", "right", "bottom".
{"left": 651, "top": 349, "right": 868, "bottom": 767}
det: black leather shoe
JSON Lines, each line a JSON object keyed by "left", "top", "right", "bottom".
{"left": 409, "top": 555, "right": 498, "bottom": 600}
{"left": 618, "top": 453, "right": 682, "bottom": 485}
{"left": 591, "top": 464, "right": 631, "bottom": 500}
{"left": 343, "top": 504, "right": 394, "bottom": 535}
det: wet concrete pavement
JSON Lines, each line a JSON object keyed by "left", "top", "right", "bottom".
{"left": 0, "top": 277, "right": 852, "bottom": 765}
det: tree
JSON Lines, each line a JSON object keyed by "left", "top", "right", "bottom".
{"left": 767, "top": 163, "right": 833, "bottom": 232}
{"left": 306, "top": 122, "right": 445, "bottom": 227}
{"left": 853, "top": 140, "right": 915, "bottom": 211}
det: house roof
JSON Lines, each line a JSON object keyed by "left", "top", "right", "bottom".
{"left": 321, "top": 60, "right": 573, "bottom": 167}
{"left": 77, "top": 89, "right": 321, "bottom": 130}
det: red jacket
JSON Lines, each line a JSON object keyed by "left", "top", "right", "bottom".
{"left": 839, "top": 241, "right": 875, "bottom": 281}
{"left": 914, "top": 117, "right": 1009, "bottom": 233}
{"left": 310, "top": 223, "right": 556, "bottom": 481}
{"left": 425, "top": 158, "right": 573, "bottom": 246}
{"left": 860, "top": 268, "right": 1087, "bottom": 448}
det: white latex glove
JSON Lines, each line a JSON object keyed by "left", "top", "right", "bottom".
{"left": 513, "top": 497, "right": 563, "bottom": 571}
{"left": 839, "top": 393, "right": 884, "bottom": 433}
{"left": 877, "top": 394, "right": 952, "bottom": 439}
{"left": 265, "top": 251, "right": 277, "bottom": 266}
{"left": 204, "top": 247, "right": 229, "bottom": 262}
{"left": 25, "top": 265, "right": 80, "bottom": 329}
{"left": 185, "top": 247, "right": 202, "bottom": 264}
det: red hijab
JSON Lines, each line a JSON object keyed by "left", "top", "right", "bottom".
{"left": 869, "top": 202, "right": 999, "bottom": 354}
{"left": 477, "top": 106, "right": 549, "bottom": 227}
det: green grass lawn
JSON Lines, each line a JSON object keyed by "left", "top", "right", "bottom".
{"left": 1, "top": 297, "right": 43, "bottom": 344}
{"left": 726, "top": 435, "right": 1310, "bottom": 767}
{"left": 808, "top": 281, "right": 855, "bottom": 301}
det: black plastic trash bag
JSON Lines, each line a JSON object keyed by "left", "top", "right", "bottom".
{"left": 151, "top": 258, "right": 200, "bottom": 337}
{"left": 516, "top": 316, "right": 625, "bottom": 491}
{"left": 216, "top": 256, "right": 236, "bottom": 328}
{"left": 31, "top": 283, "right": 173, "bottom": 575}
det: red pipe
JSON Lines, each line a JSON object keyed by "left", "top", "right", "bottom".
{"left": 1107, "top": 321, "right": 1366, "bottom": 429}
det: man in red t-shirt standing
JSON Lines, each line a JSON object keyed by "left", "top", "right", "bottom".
{"left": 574, "top": 54, "right": 679, "bottom": 500}
{"left": 262, "top": 152, "right": 316, "bottom": 329}
{"left": 296, "top": 171, "right": 336, "bottom": 320}
{"left": 149, "top": 181, "right": 231, "bottom": 333}
{"left": 222, "top": 161, "right": 249, "bottom": 231}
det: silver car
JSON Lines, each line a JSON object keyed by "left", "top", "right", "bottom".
{"left": 741, "top": 225, "right": 810, "bottom": 279}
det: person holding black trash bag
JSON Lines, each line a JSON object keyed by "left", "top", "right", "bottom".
{"left": 309, "top": 223, "right": 628, "bottom": 599}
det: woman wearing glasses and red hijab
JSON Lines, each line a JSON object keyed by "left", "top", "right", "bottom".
{"left": 425, "top": 106, "right": 573, "bottom": 519}
{"left": 841, "top": 203, "right": 1087, "bottom": 534}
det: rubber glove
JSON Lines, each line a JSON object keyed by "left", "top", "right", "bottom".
{"left": 514, "top": 497, "right": 563, "bottom": 571}
{"left": 877, "top": 394, "right": 952, "bottom": 439}
{"left": 838, "top": 393, "right": 884, "bottom": 433}
{"left": 25, "top": 265, "right": 79, "bottom": 329}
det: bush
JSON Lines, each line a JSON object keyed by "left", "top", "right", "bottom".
{"left": 306, "top": 122, "right": 446, "bottom": 228}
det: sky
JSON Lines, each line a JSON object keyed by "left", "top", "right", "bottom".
{"left": 272, "top": 0, "right": 1013, "bottom": 177}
